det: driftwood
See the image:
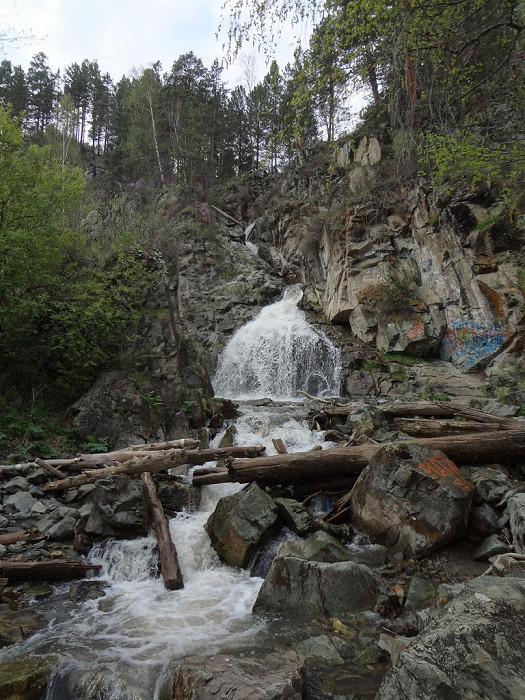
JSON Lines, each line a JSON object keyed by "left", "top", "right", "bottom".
{"left": 141, "top": 472, "right": 184, "bottom": 590}
{"left": 193, "top": 430, "right": 525, "bottom": 487}
{"left": 43, "top": 450, "right": 189, "bottom": 491}
{"left": 394, "top": 418, "right": 506, "bottom": 438}
{"left": 272, "top": 438, "right": 288, "bottom": 454}
{"left": 0, "top": 531, "right": 31, "bottom": 546}
{"left": 185, "top": 446, "right": 266, "bottom": 465}
{"left": 0, "top": 560, "right": 101, "bottom": 581}
{"left": 34, "top": 457, "right": 66, "bottom": 479}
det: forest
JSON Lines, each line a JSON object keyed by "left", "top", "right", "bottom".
{"left": 0, "top": 0, "right": 524, "bottom": 455}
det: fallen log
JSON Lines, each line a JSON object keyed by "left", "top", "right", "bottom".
{"left": 194, "top": 430, "right": 525, "bottom": 486}
{"left": 185, "top": 445, "right": 266, "bottom": 465}
{"left": 0, "top": 531, "right": 30, "bottom": 546}
{"left": 272, "top": 438, "right": 288, "bottom": 454}
{"left": 394, "top": 418, "right": 506, "bottom": 438}
{"left": 43, "top": 450, "right": 188, "bottom": 491}
{"left": 141, "top": 472, "right": 184, "bottom": 590}
{"left": 128, "top": 439, "right": 201, "bottom": 451}
{"left": 0, "top": 560, "right": 101, "bottom": 581}
{"left": 34, "top": 457, "right": 66, "bottom": 479}
{"left": 445, "top": 402, "right": 521, "bottom": 428}
{"left": 379, "top": 402, "right": 457, "bottom": 418}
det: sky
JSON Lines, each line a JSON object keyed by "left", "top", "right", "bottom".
{"left": 0, "top": 0, "right": 310, "bottom": 87}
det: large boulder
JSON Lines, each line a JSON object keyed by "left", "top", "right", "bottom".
{"left": 171, "top": 650, "right": 304, "bottom": 700}
{"left": 83, "top": 474, "right": 149, "bottom": 538}
{"left": 253, "top": 532, "right": 378, "bottom": 617}
{"left": 0, "top": 655, "right": 56, "bottom": 700}
{"left": 350, "top": 443, "right": 474, "bottom": 557}
{"left": 376, "top": 575, "right": 525, "bottom": 700}
{"left": 507, "top": 493, "right": 525, "bottom": 554}
{"left": 204, "top": 482, "right": 280, "bottom": 568}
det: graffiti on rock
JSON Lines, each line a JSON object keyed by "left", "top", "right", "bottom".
{"left": 440, "top": 320, "right": 508, "bottom": 370}
{"left": 416, "top": 454, "right": 473, "bottom": 493}
{"left": 407, "top": 319, "right": 425, "bottom": 340}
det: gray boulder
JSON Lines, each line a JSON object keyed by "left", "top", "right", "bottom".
{"left": 507, "top": 493, "right": 525, "bottom": 554}
{"left": 462, "top": 466, "right": 515, "bottom": 506}
{"left": 350, "top": 443, "right": 474, "bottom": 557}
{"left": 171, "top": 650, "right": 304, "bottom": 700}
{"left": 376, "top": 576, "right": 525, "bottom": 700}
{"left": 254, "top": 532, "right": 377, "bottom": 617}
{"left": 83, "top": 474, "right": 149, "bottom": 538}
{"left": 204, "top": 482, "right": 280, "bottom": 568}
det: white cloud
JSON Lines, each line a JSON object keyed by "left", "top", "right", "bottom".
{"left": 1, "top": 0, "right": 304, "bottom": 86}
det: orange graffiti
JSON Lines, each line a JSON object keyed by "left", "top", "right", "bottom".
{"left": 407, "top": 319, "right": 424, "bottom": 340}
{"left": 416, "top": 455, "right": 472, "bottom": 492}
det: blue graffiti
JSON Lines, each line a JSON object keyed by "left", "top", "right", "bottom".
{"left": 440, "top": 320, "right": 508, "bottom": 370}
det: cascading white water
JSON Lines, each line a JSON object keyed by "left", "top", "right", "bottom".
{"left": 0, "top": 287, "right": 342, "bottom": 699}
{"left": 213, "top": 285, "right": 342, "bottom": 400}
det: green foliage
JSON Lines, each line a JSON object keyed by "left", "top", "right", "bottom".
{"left": 181, "top": 400, "right": 194, "bottom": 417}
{"left": 143, "top": 391, "right": 163, "bottom": 410}
{"left": 81, "top": 435, "right": 110, "bottom": 454}
{"left": 421, "top": 131, "right": 525, "bottom": 212}
{"left": 380, "top": 351, "right": 420, "bottom": 366}
{"left": 390, "top": 366, "right": 407, "bottom": 383}
{"left": 427, "top": 392, "right": 451, "bottom": 402}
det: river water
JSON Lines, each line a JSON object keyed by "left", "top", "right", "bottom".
{"left": 1, "top": 287, "right": 343, "bottom": 698}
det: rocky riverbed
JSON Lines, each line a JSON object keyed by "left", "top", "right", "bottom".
{"left": 1, "top": 397, "right": 524, "bottom": 699}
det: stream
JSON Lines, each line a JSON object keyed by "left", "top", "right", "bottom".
{"left": 0, "top": 286, "right": 344, "bottom": 698}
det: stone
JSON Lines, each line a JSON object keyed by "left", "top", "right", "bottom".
{"left": 461, "top": 467, "right": 515, "bottom": 506}
{"left": 376, "top": 576, "right": 525, "bottom": 700}
{"left": 507, "top": 493, "right": 525, "bottom": 554}
{"left": 37, "top": 506, "right": 79, "bottom": 540}
{"left": 157, "top": 480, "right": 200, "bottom": 513}
{"left": 3, "top": 492, "right": 37, "bottom": 517}
{"left": 378, "top": 634, "right": 412, "bottom": 665}
{"left": 69, "top": 580, "right": 107, "bottom": 603}
{"left": 472, "top": 534, "right": 510, "bottom": 561}
{"left": 275, "top": 498, "right": 312, "bottom": 536}
{"left": 0, "top": 655, "right": 56, "bottom": 700}
{"left": 469, "top": 503, "right": 501, "bottom": 536}
{"left": 3, "top": 477, "right": 31, "bottom": 493}
{"left": 253, "top": 532, "right": 378, "bottom": 617}
{"left": 404, "top": 577, "right": 437, "bottom": 610}
{"left": 204, "top": 482, "right": 280, "bottom": 568}
{"left": 83, "top": 474, "right": 149, "bottom": 538}
{"left": 171, "top": 650, "right": 304, "bottom": 700}
{"left": 350, "top": 443, "right": 474, "bottom": 557}
{"left": 296, "top": 635, "right": 344, "bottom": 665}
{"left": 0, "top": 608, "right": 48, "bottom": 648}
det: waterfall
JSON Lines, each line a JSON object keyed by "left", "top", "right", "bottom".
{"left": 213, "top": 285, "right": 342, "bottom": 400}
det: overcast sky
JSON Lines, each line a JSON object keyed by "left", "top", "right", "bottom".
{"left": 1, "top": 0, "right": 308, "bottom": 87}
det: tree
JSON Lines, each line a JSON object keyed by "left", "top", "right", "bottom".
{"left": 26, "top": 53, "right": 58, "bottom": 133}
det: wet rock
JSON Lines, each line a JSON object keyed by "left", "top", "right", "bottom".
{"left": 0, "top": 655, "right": 56, "bottom": 700}
{"left": 296, "top": 635, "right": 344, "bottom": 665}
{"left": 204, "top": 482, "right": 280, "bottom": 568}
{"left": 275, "top": 498, "right": 312, "bottom": 536}
{"left": 350, "top": 443, "right": 474, "bottom": 557}
{"left": 157, "top": 480, "right": 200, "bottom": 513}
{"left": 83, "top": 474, "right": 149, "bottom": 538}
{"left": 0, "top": 608, "right": 48, "bottom": 647}
{"left": 376, "top": 576, "right": 525, "bottom": 700}
{"left": 507, "top": 493, "right": 525, "bottom": 554}
{"left": 249, "top": 529, "right": 299, "bottom": 578}
{"left": 461, "top": 467, "right": 515, "bottom": 506}
{"left": 472, "top": 534, "right": 510, "bottom": 561}
{"left": 254, "top": 532, "right": 378, "bottom": 617}
{"left": 69, "top": 580, "right": 107, "bottom": 603}
{"left": 171, "top": 650, "right": 304, "bottom": 700}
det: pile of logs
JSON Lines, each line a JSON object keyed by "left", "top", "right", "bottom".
{"left": 2, "top": 401, "right": 523, "bottom": 589}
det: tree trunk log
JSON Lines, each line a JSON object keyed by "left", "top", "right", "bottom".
{"left": 193, "top": 430, "right": 525, "bottom": 486}
{"left": 272, "top": 438, "right": 288, "bottom": 454}
{"left": 185, "top": 446, "right": 266, "bottom": 465}
{"left": 141, "top": 472, "right": 184, "bottom": 590}
{"left": 0, "top": 561, "right": 101, "bottom": 581}
{"left": 43, "top": 450, "right": 188, "bottom": 491}
{"left": 394, "top": 418, "right": 506, "bottom": 438}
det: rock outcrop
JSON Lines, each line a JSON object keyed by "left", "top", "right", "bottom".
{"left": 376, "top": 575, "right": 525, "bottom": 700}
{"left": 350, "top": 443, "right": 474, "bottom": 556}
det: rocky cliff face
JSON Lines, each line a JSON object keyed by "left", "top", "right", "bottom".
{"left": 250, "top": 137, "right": 524, "bottom": 376}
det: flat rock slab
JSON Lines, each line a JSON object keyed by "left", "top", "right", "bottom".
{"left": 171, "top": 650, "right": 304, "bottom": 700}
{"left": 350, "top": 443, "right": 474, "bottom": 557}
{"left": 254, "top": 532, "right": 377, "bottom": 617}
{"left": 376, "top": 575, "right": 525, "bottom": 700}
